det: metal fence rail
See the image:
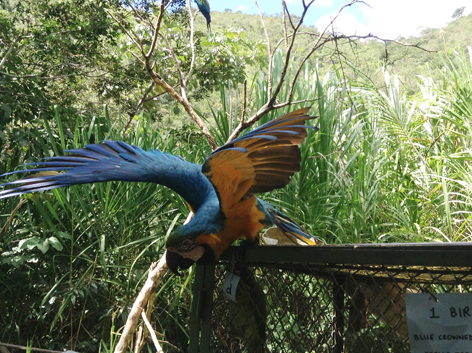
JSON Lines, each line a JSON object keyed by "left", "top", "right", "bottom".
{"left": 189, "top": 243, "right": 472, "bottom": 353}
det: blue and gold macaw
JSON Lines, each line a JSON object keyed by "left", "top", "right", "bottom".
{"left": 0, "top": 108, "right": 322, "bottom": 274}
{"left": 194, "top": 0, "right": 211, "bottom": 29}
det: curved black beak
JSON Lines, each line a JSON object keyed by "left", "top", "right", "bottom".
{"left": 166, "top": 250, "right": 195, "bottom": 276}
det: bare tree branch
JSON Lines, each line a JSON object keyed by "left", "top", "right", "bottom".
{"left": 145, "top": 1, "right": 166, "bottom": 59}
{"left": 158, "top": 32, "right": 185, "bottom": 87}
{"left": 113, "top": 254, "right": 168, "bottom": 353}
{"left": 0, "top": 32, "right": 22, "bottom": 70}
{"left": 141, "top": 309, "right": 164, "bottom": 353}
{"left": 226, "top": 0, "right": 315, "bottom": 142}
{"left": 107, "top": 0, "right": 217, "bottom": 149}
{"left": 105, "top": 9, "right": 145, "bottom": 57}
{"left": 145, "top": 68, "right": 217, "bottom": 149}
{"left": 124, "top": 81, "right": 155, "bottom": 132}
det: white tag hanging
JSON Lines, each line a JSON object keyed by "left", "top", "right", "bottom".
{"left": 222, "top": 271, "right": 240, "bottom": 302}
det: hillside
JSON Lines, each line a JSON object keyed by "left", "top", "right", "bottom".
{"left": 205, "top": 9, "right": 472, "bottom": 94}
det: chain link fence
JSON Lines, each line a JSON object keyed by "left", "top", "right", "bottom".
{"left": 189, "top": 243, "right": 472, "bottom": 353}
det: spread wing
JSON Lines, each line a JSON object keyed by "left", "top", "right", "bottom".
{"left": 201, "top": 107, "right": 317, "bottom": 213}
{"left": 0, "top": 141, "right": 211, "bottom": 211}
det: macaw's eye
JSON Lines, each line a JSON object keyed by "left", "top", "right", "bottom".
{"left": 180, "top": 239, "right": 193, "bottom": 250}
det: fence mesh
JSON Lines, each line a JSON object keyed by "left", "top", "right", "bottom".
{"left": 190, "top": 244, "right": 472, "bottom": 353}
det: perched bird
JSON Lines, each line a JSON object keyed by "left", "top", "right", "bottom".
{"left": 0, "top": 108, "right": 322, "bottom": 274}
{"left": 194, "top": 0, "right": 211, "bottom": 29}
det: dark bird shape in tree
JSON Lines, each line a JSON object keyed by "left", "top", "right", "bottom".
{"left": 194, "top": 0, "right": 211, "bottom": 29}
{"left": 0, "top": 108, "right": 322, "bottom": 275}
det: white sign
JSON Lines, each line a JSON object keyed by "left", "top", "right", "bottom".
{"left": 222, "top": 271, "right": 240, "bottom": 302}
{"left": 405, "top": 293, "right": 472, "bottom": 353}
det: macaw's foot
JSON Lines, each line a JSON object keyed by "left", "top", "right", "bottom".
{"left": 238, "top": 237, "right": 260, "bottom": 261}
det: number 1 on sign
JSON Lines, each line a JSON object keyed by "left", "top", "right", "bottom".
{"left": 429, "top": 307, "right": 440, "bottom": 319}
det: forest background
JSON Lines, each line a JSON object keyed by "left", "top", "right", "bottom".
{"left": 1, "top": 0, "right": 472, "bottom": 351}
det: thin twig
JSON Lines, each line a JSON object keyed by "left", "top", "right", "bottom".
{"left": 124, "top": 81, "right": 155, "bottom": 132}
{"left": 241, "top": 79, "right": 247, "bottom": 125}
{"left": 254, "top": 0, "right": 273, "bottom": 97}
{"left": 283, "top": 0, "right": 364, "bottom": 106}
{"left": 0, "top": 32, "right": 22, "bottom": 70}
{"left": 105, "top": 9, "right": 145, "bottom": 57}
{"left": 184, "top": 0, "right": 198, "bottom": 88}
{"left": 127, "top": 1, "right": 155, "bottom": 30}
{"left": 146, "top": 0, "right": 167, "bottom": 58}
{"left": 141, "top": 311, "right": 164, "bottom": 353}
{"left": 0, "top": 198, "right": 26, "bottom": 242}
{"left": 282, "top": 1, "right": 288, "bottom": 47}
{"left": 226, "top": 0, "right": 315, "bottom": 142}
{"left": 128, "top": 49, "right": 146, "bottom": 66}
{"left": 272, "top": 97, "right": 321, "bottom": 109}
{"left": 158, "top": 32, "right": 185, "bottom": 87}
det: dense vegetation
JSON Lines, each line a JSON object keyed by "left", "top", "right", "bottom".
{"left": 1, "top": 1, "right": 472, "bottom": 351}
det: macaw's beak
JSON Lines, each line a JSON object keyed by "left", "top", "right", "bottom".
{"left": 166, "top": 250, "right": 195, "bottom": 276}
{"left": 166, "top": 244, "right": 216, "bottom": 276}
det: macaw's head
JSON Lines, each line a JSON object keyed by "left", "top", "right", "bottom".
{"left": 165, "top": 229, "right": 216, "bottom": 276}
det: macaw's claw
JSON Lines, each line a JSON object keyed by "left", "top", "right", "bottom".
{"left": 166, "top": 250, "right": 194, "bottom": 276}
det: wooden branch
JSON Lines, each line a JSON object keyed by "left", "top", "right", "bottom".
{"left": 133, "top": 326, "right": 144, "bottom": 353}
{"left": 113, "top": 254, "right": 168, "bottom": 353}
{"left": 141, "top": 311, "right": 164, "bottom": 353}
{"left": 268, "top": 0, "right": 311, "bottom": 107}
{"left": 146, "top": 68, "right": 217, "bottom": 150}
{"left": 128, "top": 49, "right": 146, "bottom": 66}
{"left": 124, "top": 81, "right": 156, "bottom": 133}
{"left": 145, "top": 1, "right": 166, "bottom": 59}
{"left": 107, "top": 1, "right": 217, "bottom": 149}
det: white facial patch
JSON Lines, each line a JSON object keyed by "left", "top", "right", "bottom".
{"left": 172, "top": 246, "right": 204, "bottom": 261}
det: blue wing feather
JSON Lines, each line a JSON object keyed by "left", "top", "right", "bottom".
{"left": 0, "top": 141, "right": 214, "bottom": 211}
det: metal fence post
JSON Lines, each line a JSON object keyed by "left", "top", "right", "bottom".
{"left": 188, "top": 262, "right": 215, "bottom": 353}
{"left": 333, "top": 276, "right": 346, "bottom": 353}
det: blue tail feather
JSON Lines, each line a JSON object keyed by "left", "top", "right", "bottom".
{"left": 257, "top": 198, "right": 323, "bottom": 246}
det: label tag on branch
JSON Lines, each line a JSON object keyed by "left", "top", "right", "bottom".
{"left": 405, "top": 293, "right": 472, "bottom": 353}
{"left": 222, "top": 271, "right": 240, "bottom": 303}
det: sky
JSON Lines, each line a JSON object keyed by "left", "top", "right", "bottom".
{"left": 208, "top": 0, "right": 471, "bottom": 39}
